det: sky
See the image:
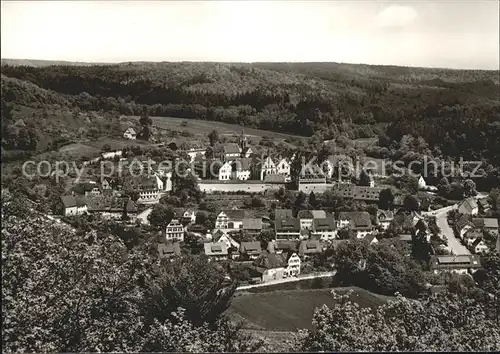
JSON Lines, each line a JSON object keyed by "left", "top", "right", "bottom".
{"left": 1, "top": 0, "right": 499, "bottom": 69}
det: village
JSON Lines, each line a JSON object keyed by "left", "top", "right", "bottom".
{"left": 54, "top": 127, "right": 500, "bottom": 287}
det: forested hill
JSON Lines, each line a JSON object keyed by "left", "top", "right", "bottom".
{"left": 1, "top": 60, "right": 499, "bottom": 164}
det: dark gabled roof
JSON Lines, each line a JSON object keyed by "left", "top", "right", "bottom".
{"left": 299, "top": 240, "right": 323, "bottom": 254}
{"left": 464, "top": 229, "right": 483, "bottom": 239}
{"left": 219, "top": 209, "right": 247, "bottom": 220}
{"left": 364, "top": 233, "right": 378, "bottom": 244}
{"left": 456, "top": 214, "right": 472, "bottom": 230}
{"left": 240, "top": 241, "right": 262, "bottom": 254}
{"left": 472, "top": 238, "right": 486, "bottom": 248}
{"left": 377, "top": 210, "right": 394, "bottom": 221}
{"left": 61, "top": 195, "right": 87, "bottom": 208}
{"left": 158, "top": 242, "right": 181, "bottom": 259}
{"left": 297, "top": 210, "right": 314, "bottom": 219}
{"left": 86, "top": 196, "right": 137, "bottom": 213}
{"left": 430, "top": 255, "right": 482, "bottom": 269}
{"left": 274, "top": 240, "right": 299, "bottom": 251}
{"left": 275, "top": 217, "right": 300, "bottom": 232}
{"left": 231, "top": 158, "right": 251, "bottom": 171}
{"left": 474, "top": 218, "right": 500, "bottom": 229}
{"left": 242, "top": 218, "right": 262, "bottom": 230}
{"left": 275, "top": 209, "right": 293, "bottom": 219}
{"left": 338, "top": 211, "right": 372, "bottom": 229}
{"left": 253, "top": 252, "right": 287, "bottom": 269}
{"left": 459, "top": 198, "right": 478, "bottom": 213}
{"left": 477, "top": 198, "right": 491, "bottom": 209}
{"left": 223, "top": 143, "right": 241, "bottom": 155}
{"left": 204, "top": 242, "right": 228, "bottom": 256}
{"left": 313, "top": 217, "right": 336, "bottom": 231}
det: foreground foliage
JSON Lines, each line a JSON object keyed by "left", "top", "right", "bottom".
{"left": 1, "top": 192, "right": 261, "bottom": 352}
{"left": 300, "top": 290, "right": 500, "bottom": 351}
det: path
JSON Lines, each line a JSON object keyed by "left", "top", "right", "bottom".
{"left": 236, "top": 270, "right": 336, "bottom": 291}
{"left": 136, "top": 207, "right": 153, "bottom": 225}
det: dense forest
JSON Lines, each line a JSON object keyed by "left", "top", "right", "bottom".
{"left": 1, "top": 61, "right": 499, "bottom": 166}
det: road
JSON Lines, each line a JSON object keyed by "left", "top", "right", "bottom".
{"left": 136, "top": 207, "right": 153, "bottom": 225}
{"left": 432, "top": 205, "right": 470, "bottom": 255}
{"left": 423, "top": 194, "right": 489, "bottom": 256}
{"left": 236, "top": 270, "right": 336, "bottom": 291}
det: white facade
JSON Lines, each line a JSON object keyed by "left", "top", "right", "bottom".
{"left": 182, "top": 211, "right": 196, "bottom": 224}
{"left": 123, "top": 128, "right": 137, "bottom": 140}
{"left": 300, "top": 218, "right": 314, "bottom": 230}
{"left": 418, "top": 176, "right": 427, "bottom": 189}
{"left": 314, "top": 230, "right": 338, "bottom": 241}
{"left": 64, "top": 205, "right": 88, "bottom": 216}
{"left": 219, "top": 162, "right": 232, "bottom": 181}
{"left": 474, "top": 240, "right": 489, "bottom": 254}
{"left": 277, "top": 158, "right": 291, "bottom": 177}
{"left": 233, "top": 169, "right": 251, "bottom": 181}
{"left": 285, "top": 253, "right": 301, "bottom": 277}
{"left": 165, "top": 219, "right": 184, "bottom": 242}
{"left": 356, "top": 230, "right": 372, "bottom": 239}
{"left": 260, "top": 157, "right": 278, "bottom": 180}
{"left": 215, "top": 212, "right": 243, "bottom": 229}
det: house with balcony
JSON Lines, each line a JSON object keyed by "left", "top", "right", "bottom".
{"left": 242, "top": 218, "right": 263, "bottom": 236}
{"left": 275, "top": 217, "right": 301, "bottom": 241}
{"left": 429, "top": 255, "right": 482, "bottom": 275}
{"left": 297, "top": 210, "right": 327, "bottom": 231}
{"left": 204, "top": 242, "right": 229, "bottom": 261}
{"left": 239, "top": 241, "right": 262, "bottom": 260}
{"left": 298, "top": 240, "right": 323, "bottom": 259}
{"left": 312, "top": 216, "right": 338, "bottom": 241}
{"left": 165, "top": 219, "right": 185, "bottom": 242}
{"left": 337, "top": 211, "right": 374, "bottom": 239}
{"left": 157, "top": 242, "right": 181, "bottom": 261}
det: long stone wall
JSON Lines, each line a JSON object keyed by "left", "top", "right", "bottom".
{"left": 298, "top": 183, "right": 334, "bottom": 194}
{"left": 199, "top": 181, "right": 286, "bottom": 193}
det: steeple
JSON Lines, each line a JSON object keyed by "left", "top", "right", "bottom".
{"left": 239, "top": 129, "right": 248, "bottom": 156}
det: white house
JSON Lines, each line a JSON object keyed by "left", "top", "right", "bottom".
{"left": 472, "top": 239, "right": 489, "bottom": 254}
{"left": 312, "top": 217, "right": 338, "bottom": 241}
{"left": 458, "top": 198, "right": 479, "bottom": 216}
{"left": 284, "top": 252, "right": 301, "bottom": 277}
{"left": 231, "top": 159, "right": 251, "bottom": 181}
{"left": 377, "top": 210, "right": 394, "bottom": 230}
{"left": 430, "top": 255, "right": 482, "bottom": 275}
{"left": 253, "top": 252, "right": 287, "bottom": 282}
{"left": 215, "top": 209, "right": 246, "bottom": 229}
{"left": 182, "top": 210, "right": 197, "bottom": 224}
{"left": 337, "top": 211, "right": 374, "bottom": 239}
{"left": 259, "top": 156, "right": 278, "bottom": 180}
{"left": 418, "top": 176, "right": 427, "bottom": 190}
{"left": 165, "top": 219, "right": 184, "bottom": 242}
{"left": 60, "top": 195, "right": 88, "bottom": 216}
{"left": 213, "top": 229, "right": 240, "bottom": 250}
{"left": 123, "top": 127, "right": 137, "bottom": 140}
{"left": 218, "top": 162, "right": 232, "bottom": 181}
{"left": 276, "top": 158, "right": 291, "bottom": 179}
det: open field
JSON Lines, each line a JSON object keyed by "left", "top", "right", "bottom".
{"left": 228, "top": 286, "right": 394, "bottom": 331}
{"left": 123, "top": 115, "right": 306, "bottom": 142}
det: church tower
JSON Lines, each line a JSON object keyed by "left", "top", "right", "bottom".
{"left": 239, "top": 129, "right": 248, "bottom": 156}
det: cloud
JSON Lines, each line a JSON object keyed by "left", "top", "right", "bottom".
{"left": 375, "top": 5, "right": 418, "bottom": 28}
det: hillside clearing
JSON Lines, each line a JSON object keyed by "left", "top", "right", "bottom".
{"left": 228, "top": 286, "right": 395, "bottom": 332}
